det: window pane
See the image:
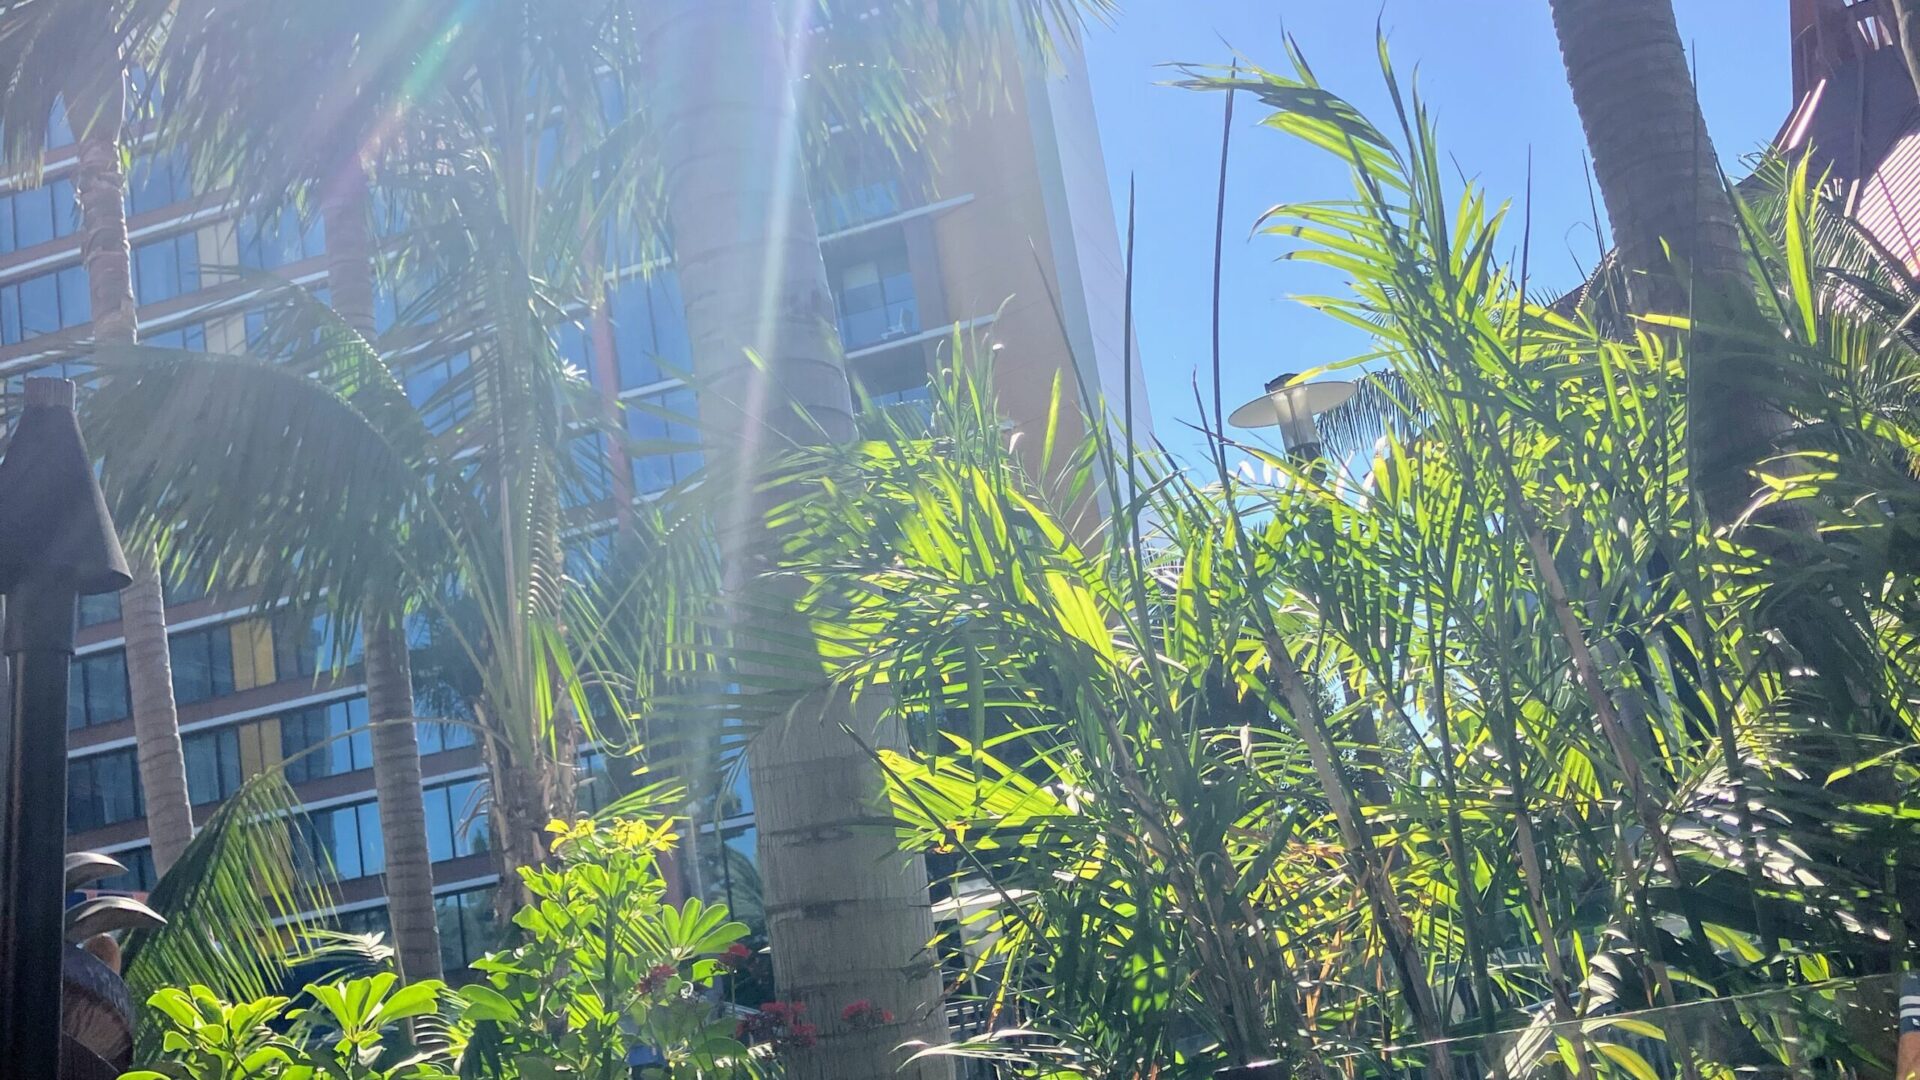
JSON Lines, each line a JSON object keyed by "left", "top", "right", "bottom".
{"left": 13, "top": 187, "right": 52, "bottom": 248}
{"left": 435, "top": 893, "right": 465, "bottom": 973}
{"left": 85, "top": 651, "right": 129, "bottom": 725}
{"left": 67, "top": 759, "right": 99, "bottom": 831}
{"left": 281, "top": 707, "right": 322, "bottom": 783}
{"left": 448, "top": 780, "right": 487, "bottom": 858}
{"left": 96, "top": 848, "right": 154, "bottom": 893}
{"left": 183, "top": 731, "right": 221, "bottom": 805}
{"left": 424, "top": 785, "right": 453, "bottom": 863}
{"left": 134, "top": 239, "right": 177, "bottom": 306}
{"left": 174, "top": 233, "right": 200, "bottom": 296}
{"left": 184, "top": 728, "right": 240, "bottom": 805}
{"left": 326, "top": 807, "right": 362, "bottom": 879}
{"left": 78, "top": 591, "right": 121, "bottom": 628}
{"left": 49, "top": 179, "right": 75, "bottom": 238}
{"left": 18, "top": 272, "right": 58, "bottom": 337}
{"left": 356, "top": 803, "right": 383, "bottom": 877}
{"left": 170, "top": 633, "right": 209, "bottom": 703}
{"left": 611, "top": 277, "right": 658, "bottom": 389}
{"left": 57, "top": 265, "right": 89, "bottom": 326}
{"left": 460, "top": 889, "right": 501, "bottom": 966}
{"left": 650, "top": 273, "right": 690, "bottom": 371}
{"left": 343, "top": 698, "right": 370, "bottom": 772}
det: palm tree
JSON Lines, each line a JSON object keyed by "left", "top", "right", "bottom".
{"left": 324, "top": 182, "right": 443, "bottom": 985}
{"left": 1547, "top": 0, "right": 1790, "bottom": 529}
{"left": 630, "top": 4, "right": 1123, "bottom": 1075}
{"left": 106, "top": 0, "right": 648, "bottom": 923}
{"left": 0, "top": 7, "right": 198, "bottom": 873}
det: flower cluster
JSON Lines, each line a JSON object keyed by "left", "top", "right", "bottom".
{"left": 840, "top": 1000, "right": 895, "bottom": 1029}
{"left": 636, "top": 963, "right": 678, "bottom": 995}
{"left": 736, "top": 1000, "right": 818, "bottom": 1051}
{"left": 720, "top": 943, "right": 753, "bottom": 969}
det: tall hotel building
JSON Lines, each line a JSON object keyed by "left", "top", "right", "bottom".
{"left": 1, "top": 35, "right": 1145, "bottom": 971}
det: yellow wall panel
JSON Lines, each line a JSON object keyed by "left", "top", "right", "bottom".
{"left": 228, "top": 619, "right": 278, "bottom": 691}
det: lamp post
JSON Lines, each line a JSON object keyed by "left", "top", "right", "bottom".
{"left": 1227, "top": 372, "right": 1356, "bottom": 463}
{"left": 0, "top": 378, "right": 132, "bottom": 1080}
{"left": 1900, "top": 971, "right": 1919, "bottom": 1079}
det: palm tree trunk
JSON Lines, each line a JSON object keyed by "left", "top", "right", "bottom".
{"left": 70, "top": 77, "right": 195, "bottom": 875}
{"left": 121, "top": 563, "right": 192, "bottom": 872}
{"left": 322, "top": 184, "right": 443, "bottom": 982}
{"left": 1548, "top": 0, "right": 1790, "bottom": 529}
{"left": 363, "top": 612, "right": 442, "bottom": 982}
{"left": 1893, "top": 0, "right": 1920, "bottom": 101}
{"left": 638, "top": 3, "right": 951, "bottom": 1077}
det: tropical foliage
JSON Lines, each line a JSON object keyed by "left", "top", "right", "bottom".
{"left": 633, "top": 44, "right": 1920, "bottom": 1079}
{"left": 125, "top": 815, "right": 770, "bottom": 1079}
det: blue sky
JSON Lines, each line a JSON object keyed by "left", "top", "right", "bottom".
{"left": 1081, "top": 1, "right": 1791, "bottom": 463}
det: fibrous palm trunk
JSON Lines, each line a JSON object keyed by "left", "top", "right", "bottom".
{"left": 1548, "top": 0, "right": 1789, "bottom": 529}
{"left": 322, "top": 185, "right": 443, "bottom": 982}
{"left": 70, "top": 75, "right": 195, "bottom": 875}
{"left": 1893, "top": 0, "right": 1920, "bottom": 101}
{"left": 637, "top": 2, "right": 951, "bottom": 1077}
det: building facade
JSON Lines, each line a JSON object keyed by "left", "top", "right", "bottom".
{"left": 0, "top": 35, "right": 1141, "bottom": 976}
{"left": 1783, "top": 0, "right": 1920, "bottom": 265}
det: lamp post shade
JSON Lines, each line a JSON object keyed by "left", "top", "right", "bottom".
{"left": 1227, "top": 372, "right": 1356, "bottom": 456}
{"left": 0, "top": 378, "right": 130, "bottom": 597}
{"left": 0, "top": 376, "right": 130, "bottom": 1080}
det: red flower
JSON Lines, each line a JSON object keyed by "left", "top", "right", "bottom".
{"left": 721, "top": 943, "right": 753, "bottom": 969}
{"left": 840, "top": 999, "right": 895, "bottom": 1030}
{"left": 739, "top": 1001, "right": 817, "bottom": 1052}
{"left": 637, "top": 962, "right": 678, "bottom": 995}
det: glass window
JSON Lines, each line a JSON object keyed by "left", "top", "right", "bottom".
{"left": 282, "top": 697, "right": 371, "bottom": 783}
{"left": 126, "top": 151, "right": 191, "bottom": 217}
{"left": 133, "top": 232, "right": 200, "bottom": 306}
{"left": 553, "top": 317, "right": 595, "bottom": 385}
{"left": 18, "top": 270, "right": 60, "bottom": 337}
{"left": 435, "top": 885, "right": 501, "bottom": 974}
{"left": 818, "top": 177, "right": 903, "bottom": 233}
{"left": 337, "top": 905, "right": 391, "bottom": 937}
{"left": 239, "top": 206, "right": 325, "bottom": 269}
{"left": 609, "top": 276, "right": 658, "bottom": 390}
{"left": 169, "top": 625, "right": 235, "bottom": 704}
{"left": 564, "top": 534, "right": 612, "bottom": 585}
{"left": 12, "top": 182, "right": 54, "bottom": 248}
{"left": 0, "top": 266, "right": 88, "bottom": 344}
{"left": 95, "top": 847, "right": 155, "bottom": 893}
{"left": 68, "top": 750, "right": 144, "bottom": 832}
{"left": 68, "top": 649, "right": 131, "bottom": 730}
{"left": 299, "top": 800, "right": 382, "bottom": 881}
{"left": 78, "top": 591, "right": 121, "bottom": 628}
{"left": 424, "top": 778, "right": 489, "bottom": 863}
{"left": 626, "top": 387, "right": 701, "bottom": 495}
{"left": 416, "top": 720, "right": 476, "bottom": 755}
{"left": 373, "top": 271, "right": 437, "bottom": 333}
{"left": 579, "top": 750, "right": 614, "bottom": 815}
{"left": 56, "top": 265, "right": 89, "bottom": 325}
{"left": 833, "top": 243, "right": 918, "bottom": 350}
{"left": 5, "top": 179, "right": 82, "bottom": 250}
{"left": 183, "top": 727, "right": 243, "bottom": 805}
{"left": 145, "top": 322, "right": 206, "bottom": 351}
{"left": 650, "top": 273, "right": 690, "bottom": 372}
{"left": 45, "top": 101, "right": 73, "bottom": 148}
{"left": 695, "top": 824, "right": 764, "bottom": 940}
{"left": 405, "top": 352, "right": 473, "bottom": 434}
{"left": 564, "top": 432, "right": 613, "bottom": 509}
{"left": 274, "top": 612, "right": 362, "bottom": 679}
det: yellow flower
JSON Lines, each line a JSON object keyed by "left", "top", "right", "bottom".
{"left": 546, "top": 818, "right": 597, "bottom": 848}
